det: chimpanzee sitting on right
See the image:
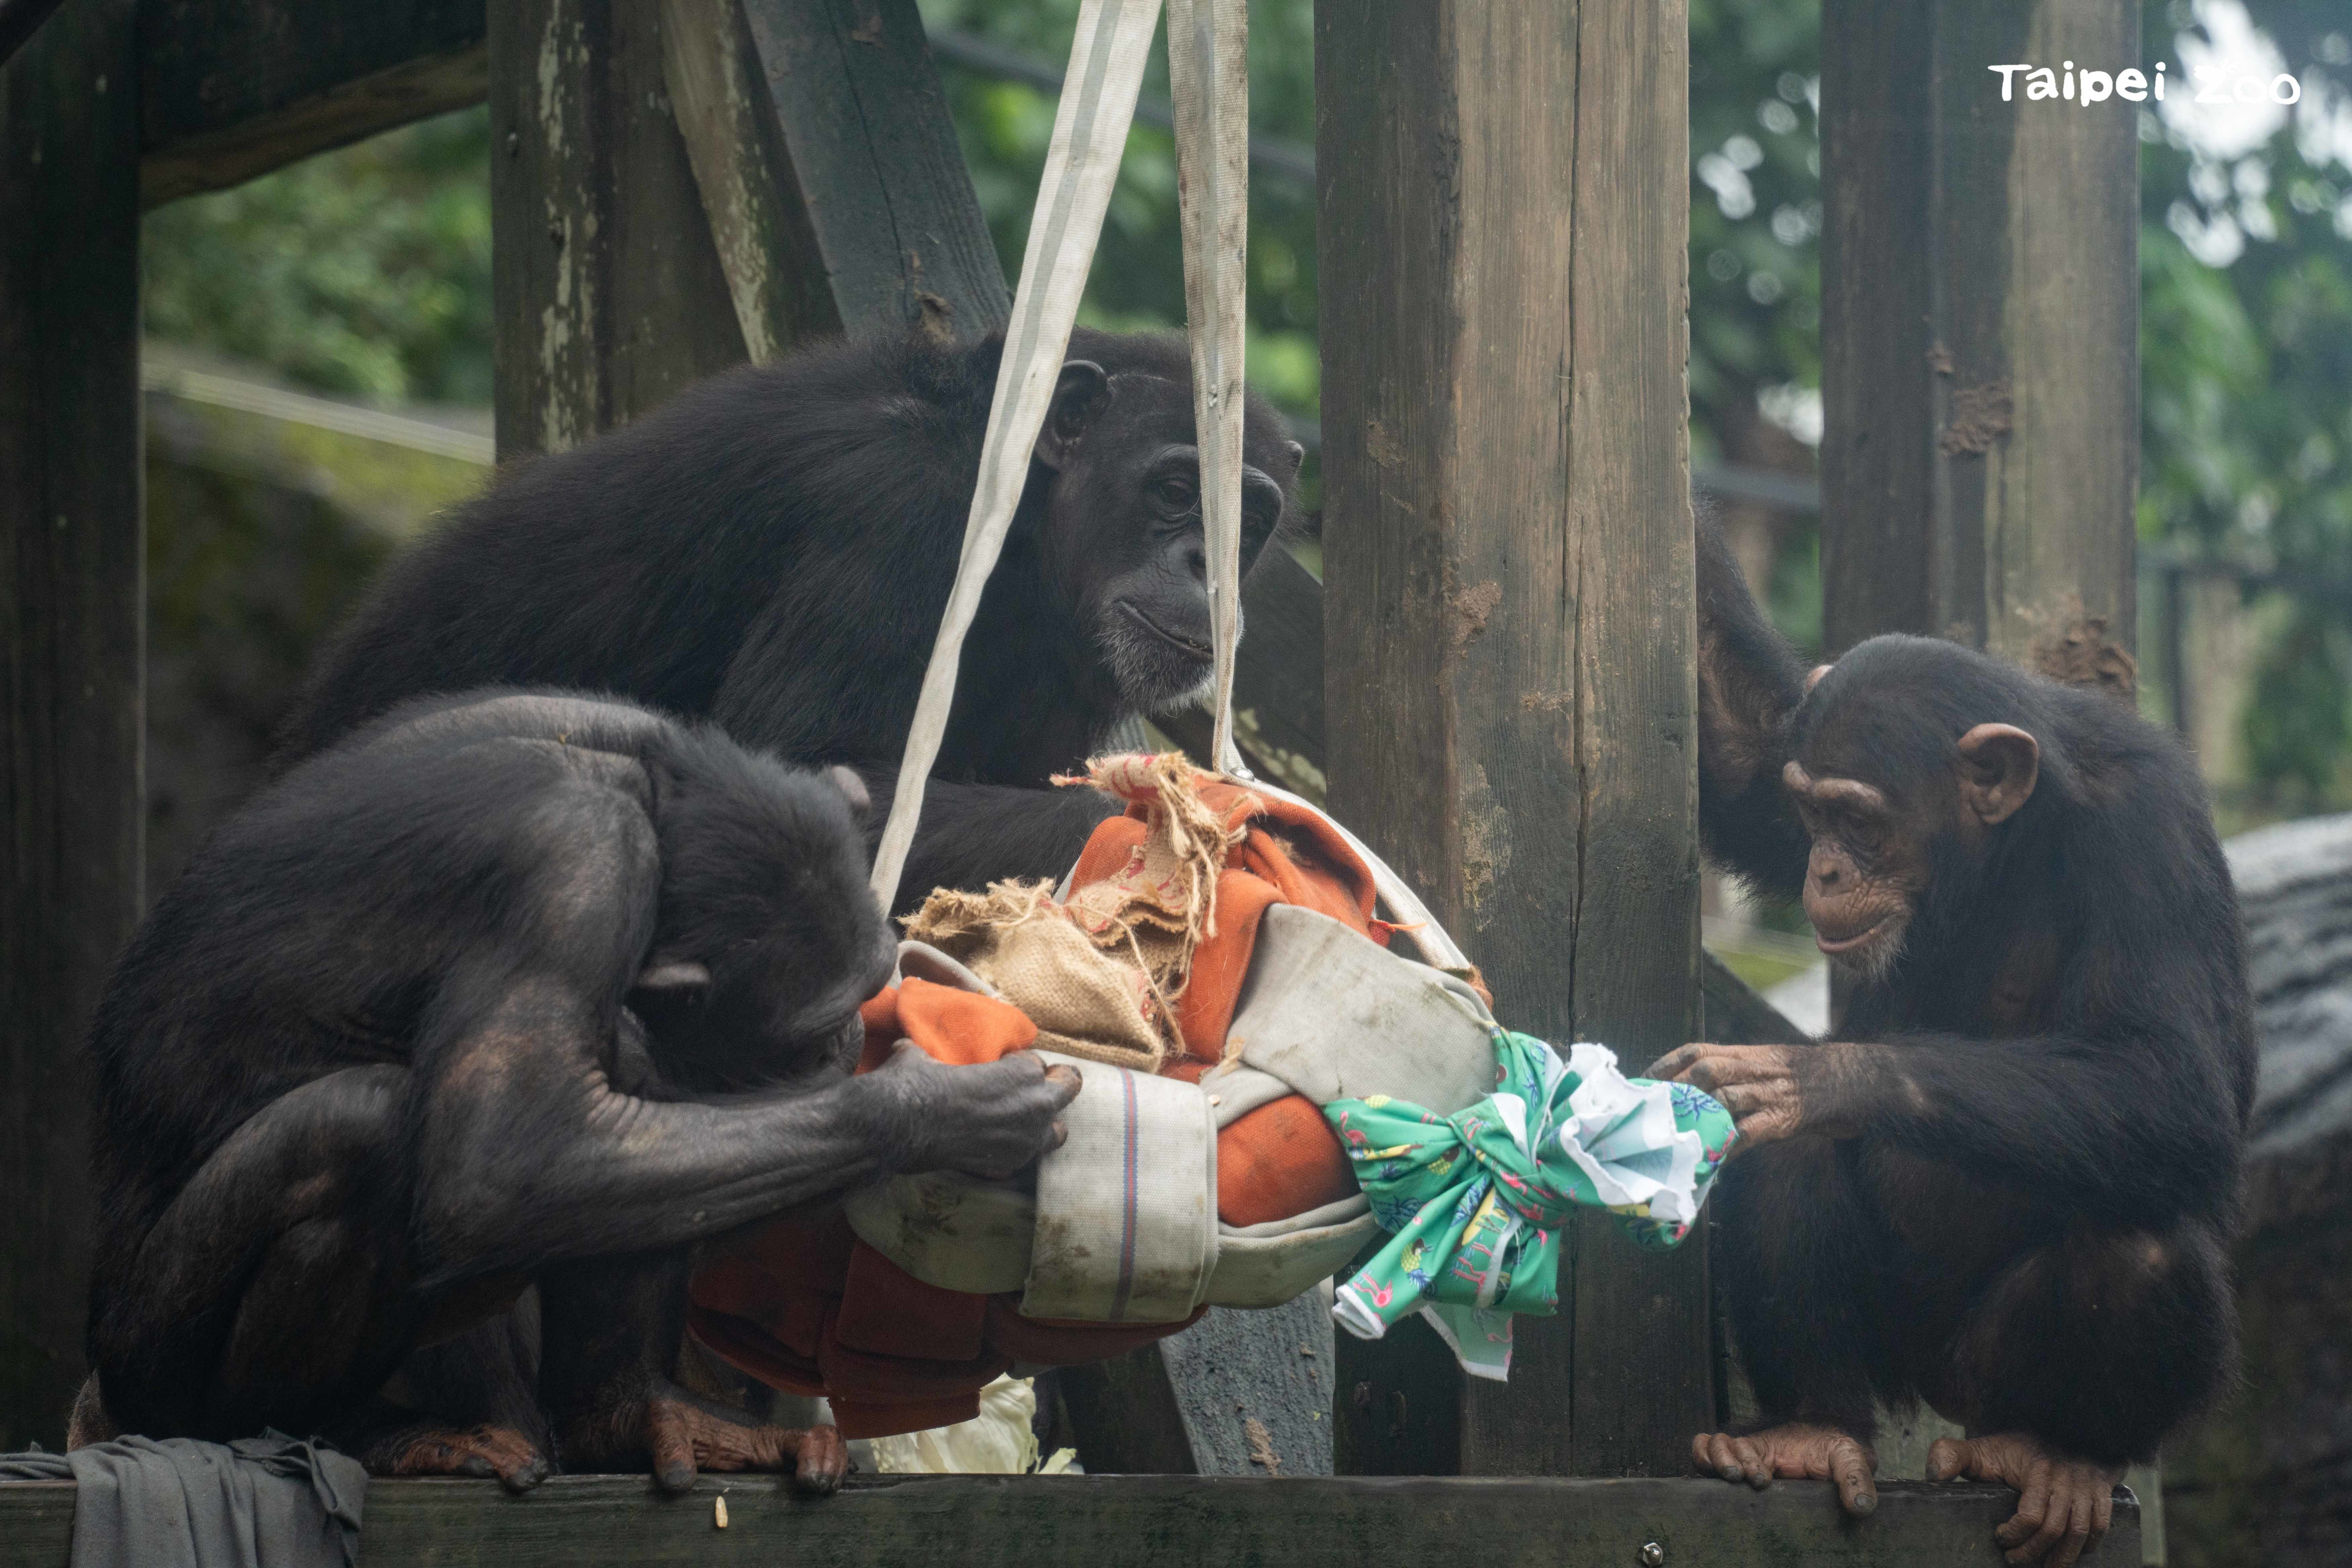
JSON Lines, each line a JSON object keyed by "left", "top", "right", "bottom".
{"left": 1654, "top": 523, "right": 2253, "bottom": 1568}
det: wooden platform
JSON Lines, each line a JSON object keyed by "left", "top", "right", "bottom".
{"left": 0, "top": 1472, "right": 2137, "bottom": 1566}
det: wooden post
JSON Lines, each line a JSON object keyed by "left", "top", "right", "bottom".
{"left": 490, "top": 0, "right": 750, "bottom": 459}
{"left": 0, "top": 0, "right": 142, "bottom": 1450}
{"left": 1317, "top": 0, "right": 1703, "bottom": 1476}
{"left": 1821, "top": 0, "right": 2139, "bottom": 682}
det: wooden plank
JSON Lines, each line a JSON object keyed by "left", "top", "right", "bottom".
{"left": 1317, "top": 0, "right": 1701, "bottom": 1477}
{"left": 1821, "top": 0, "right": 2139, "bottom": 679}
{"left": 0, "top": 1473, "right": 2139, "bottom": 1566}
{"left": 656, "top": 0, "right": 841, "bottom": 362}
{"left": 0, "top": 0, "right": 142, "bottom": 1452}
{"left": 729, "top": 0, "right": 1010, "bottom": 344}
{"left": 137, "top": 0, "right": 486, "bottom": 207}
{"left": 489, "top": 0, "right": 749, "bottom": 460}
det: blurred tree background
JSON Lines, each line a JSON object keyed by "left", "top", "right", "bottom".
{"left": 139, "top": 0, "right": 2352, "bottom": 823}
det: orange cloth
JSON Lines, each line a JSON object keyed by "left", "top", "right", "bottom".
{"left": 686, "top": 766, "right": 1385, "bottom": 1437}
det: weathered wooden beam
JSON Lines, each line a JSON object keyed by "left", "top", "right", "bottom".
{"left": 0, "top": 0, "right": 142, "bottom": 1452}
{"left": 489, "top": 1, "right": 749, "bottom": 460}
{"left": 1820, "top": 0, "right": 2139, "bottom": 682}
{"left": 664, "top": 0, "right": 1009, "bottom": 352}
{"left": 137, "top": 0, "right": 487, "bottom": 207}
{"left": 0, "top": 1472, "right": 2139, "bottom": 1566}
{"left": 733, "top": 0, "right": 1008, "bottom": 343}
{"left": 1317, "top": 0, "right": 1702, "bottom": 1477}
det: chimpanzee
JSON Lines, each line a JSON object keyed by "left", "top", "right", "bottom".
{"left": 279, "top": 329, "right": 1304, "bottom": 802}
{"left": 81, "top": 691, "right": 1080, "bottom": 1490}
{"left": 1657, "top": 524, "right": 2253, "bottom": 1567}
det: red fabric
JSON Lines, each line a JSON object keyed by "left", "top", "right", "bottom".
{"left": 687, "top": 764, "right": 1382, "bottom": 1435}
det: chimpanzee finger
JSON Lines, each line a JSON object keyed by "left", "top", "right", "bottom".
{"left": 1048, "top": 1118, "right": 1068, "bottom": 1150}
{"left": 2049, "top": 1489, "right": 2098, "bottom": 1568}
{"left": 1647, "top": 1045, "right": 1704, "bottom": 1080}
{"left": 1042, "top": 1063, "right": 1083, "bottom": 1106}
{"left": 1733, "top": 1436, "right": 1772, "bottom": 1488}
{"left": 1828, "top": 1439, "right": 1876, "bottom": 1516}
{"left": 791, "top": 1425, "right": 849, "bottom": 1497}
{"left": 2012, "top": 1483, "right": 2075, "bottom": 1567}
{"left": 650, "top": 1424, "right": 699, "bottom": 1496}
{"left": 1924, "top": 1436, "right": 1969, "bottom": 1483}
{"left": 1693, "top": 1432, "right": 1740, "bottom": 1483}
{"left": 1997, "top": 1459, "right": 2055, "bottom": 1552}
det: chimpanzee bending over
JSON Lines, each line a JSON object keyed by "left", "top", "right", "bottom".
{"left": 82, "top": 692, "right": 1079, "bottom": 1489}
{"left": 1653, "top": 521, "right": 2254, "bottom": 1567}
{"left": 279, "top": 330, "right": 1303, "bottom": 879}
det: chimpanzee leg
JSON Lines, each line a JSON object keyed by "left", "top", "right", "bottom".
{"left": 345, "top": 1300, "right": 554, "bottom": 1490}
{"left": 1717, "top": 1138, "right": 1903, "bottom": 1434}
{"left": 1943, "top": 1221, "right": 2235, "bottom": 1464}
{"left": 91, "top": 1067, "right": 411, "bottom": 1441}
{"left": 1695, "top": 1137, "right": 1902, "bottom": 1513}
{"left": 1921, "top": 1224, "right": 2232, "bottom": 1566}
{"left": 538, "top": 1253, "right": 846, "bottom": 1494}
{"left": 91, "top": 1066, "right": 551, "bottom": 1485}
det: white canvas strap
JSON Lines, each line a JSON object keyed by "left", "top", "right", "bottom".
{"left": 869, "top": 0, "right": 1165, "bottom": 912}
{"left": 1168, "top": 0, "right": 1251, "bottom": 777}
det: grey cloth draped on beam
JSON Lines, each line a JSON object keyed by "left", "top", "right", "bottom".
{"left": 0, "top": 1433, "right": 364, "bottom": 1568}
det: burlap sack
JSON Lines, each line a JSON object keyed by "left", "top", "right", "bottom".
{"left": 902, "top": 881, "right": 1172, "bottom": 1070}
{"left": 902, "top": 753, "right": 1248, "bottom": 1072}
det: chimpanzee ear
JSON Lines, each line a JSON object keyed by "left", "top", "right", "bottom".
{"left": 1282, "top": 439, "right": 1306, "bottom": 473}
{"left": 1034, "top": 361, "right": 1110, "bottom": 471}
{"left": 1954, "top": 723, "right": 2039, "bottom": 826}
{"left": 633, "top": 959, "right": 712, "bottom": 992}
{"left": 825, "top": 765, "right": 872, "bottom": 821}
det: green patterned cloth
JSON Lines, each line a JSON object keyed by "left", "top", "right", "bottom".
{"left": 1324, "top": 1029, "right": 1738, "bottom": 1380}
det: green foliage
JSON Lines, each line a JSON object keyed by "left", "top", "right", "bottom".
{"left": 2139, "top": 0, "right": 2352, "bottom": 805}
{"left": 1686, "top": 0, "right": 1822, "bottom": 462}
{"left": 144, "top": 108, "right": 493, "bottom": 406}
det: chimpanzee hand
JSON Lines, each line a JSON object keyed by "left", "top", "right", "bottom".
{"left": 864, "top": 1041, "right": 1082, "bottom": 1180}
{"left": 1646, "top": 1042, "right": 1848, "bottom": 1149}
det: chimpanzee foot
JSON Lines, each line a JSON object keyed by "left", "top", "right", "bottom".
{"left": 1690, "top": 1422, "right": 1878, "bottom": 1515}
{"left": 1927, "top": 1432, "right": 2120, "bottom": 1568}
{"left": 645, "top": 1384, "right": 847, "bottom": 1497}
{"left": 566, "top": 1379, "right": 848, "bottom": 1497}
{"left": 364, "top": 1422, "right": 552, "bottom": 1492}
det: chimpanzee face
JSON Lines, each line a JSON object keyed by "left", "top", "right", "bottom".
{"left": 1783, "top": 761, "right": 1933, "bottom": 982}
{"left": 1032, "top": 362, "right": 1304, "bottom": 715}
{"left": 631, "top": 760, "right": 896, "bottom": 1094}
{"left": 1786, "top": 694, "right": 2041, "bottom": 983}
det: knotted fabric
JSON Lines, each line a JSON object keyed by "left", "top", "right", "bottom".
{"left": 1326, "top": 1030, "right": 1738, "bottom": 1381}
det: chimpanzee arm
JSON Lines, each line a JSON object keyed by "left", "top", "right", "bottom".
{"left": 1695, "top": 500, "right": 1812, "bottom": 896}
{"left": 407, "top": 782, "right": 1074, "bottom": 1290}
{"left": 860, "top": 770, "right": 1120, "bottom": 918}
{"left": 1798, "top": 1022, "right": 2240, "bottom": 1230}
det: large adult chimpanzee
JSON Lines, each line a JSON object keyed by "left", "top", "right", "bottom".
{"left": 81, "top": 692, "right": 1078, "bottom": 1489}
{"left": 280, "top": 329, "right": 1303, "bottom": 800}
{"left": 1659, "top": 524, "right": 2253, "bottom": 1567}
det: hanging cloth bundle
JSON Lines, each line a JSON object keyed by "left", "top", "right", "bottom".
{"left": 694, "top": 0, "right": 1735, "bottom": 1429}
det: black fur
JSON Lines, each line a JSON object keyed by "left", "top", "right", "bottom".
{"left": 280, "top": 329, "right": 1302, "bottom": 800}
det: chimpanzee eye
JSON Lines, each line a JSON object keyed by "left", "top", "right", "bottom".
{"left": 1152, "top": 475, "right": 1197, "bottom": 511}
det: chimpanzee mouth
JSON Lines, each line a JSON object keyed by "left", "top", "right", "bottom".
{"left": 1814, "top": 916, "right": 1893, "bottom": 955}
{"left": 1115, "top": 599, "right": 1214, "bottom": 662}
